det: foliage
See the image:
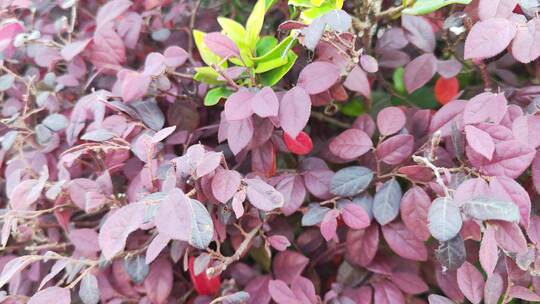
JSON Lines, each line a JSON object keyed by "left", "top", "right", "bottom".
{"left": 3, "top": 0, "right": 540, "bottom": 303}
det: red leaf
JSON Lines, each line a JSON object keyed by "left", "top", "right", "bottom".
{"left": 434, "top": 77, "right": 459, "bottom": 105}
{"left": 188, "top": 256, "right": 221, "bottom": 296}
{"left": 283, "top": 131, "right": 313, "bottom": 155}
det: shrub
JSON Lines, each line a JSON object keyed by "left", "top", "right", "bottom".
{"left": 2, "top": 0, "right": 540, "bottom": 303}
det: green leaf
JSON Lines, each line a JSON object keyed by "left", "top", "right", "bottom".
{"left": 301, "top": 0, "right": 343, "bottom": 21}
{"left": 192, "top": 30, "right": 226, "bottom": 67}
{"left": 402, "top": 0, "right": 472, "bottom": 15}
{"left": 253, "top": 35, "right": 296, "bottom": 63}
{"left": 217, "top": 17, "right": 247, "bottom": 49}
{"left": 288, "top": 0, "right": 314, "bottom": 8}
{"left": 246, "top": 0, "right": 266, "bottom": 51}
{"left": 193, "top": 67, "right": 224, "bottom": 85}
{"left": 392, "top": 67, "right": 406, "bottom": 94}
{"left": 256, "top": 36, "right": 278, "bottom": 57}
{"left": 260, "top": 50, "right": 298, "bottom": 86}
{"left": 254, "top": 57, "right": 288, "bottom": 73}
{"left": 204, "top": 87, "right": 233, "bottom": 106}
{"left": 340, "top": 97, "right": 365, "bottom": 117}
{"left": 265, "top": 0, "right": 279, "bottom": 9}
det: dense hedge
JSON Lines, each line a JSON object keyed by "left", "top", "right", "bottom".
{"left": 2, "top": 0, "right": 540, "bottom": 303}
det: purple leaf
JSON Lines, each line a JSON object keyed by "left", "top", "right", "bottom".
{"left": 465, "top": 125, "right": 495, "bottom": 160}
{"left": 224, "top": 89, "right": 254, "bottom": 121}
{"left": 478, "top": 0, "right": 518, "bottom": 20}
{"left": 278, "top": 86, "right": 311, "bottom": 138}
{"left": 268, "top": 280, "right": 300, "bottom": 304}
{"left": 245, "top": 178, "right": 284, "bottom": 211}
{"left": 341, "top": 203, "right": 370, "bottom": 229}
{"left": 329, "top": 129, "right": 373, "bottom": 160}
{"left": 121, "top": 71, "right": 151, "bottom": 103}
{"left": 267, "top": 235, "right": 291, "bottom": 251}
{"left": 457, "top": 262, "right": 485, "bottom": 304}
{"left": 463, "top": 92, "right": 507, "bottom": 125}
{"left": 276, "top": 174, "right": 306, "bottom": 216}
{"left": 343, "top": 65, "right": 371, "bottom": 97}
{"left": 489, "top": 176, "right": 531, "bottom": 227}
{"left": 163, "top": 46, "right": 188, "bottom": 68}
{"left": 376, "top": 134, "right": 414, "bottom": 165}
{"left": 382, "top": 221, "right": 428, "bottom": 261}
{"left": 320, "top": 209, "right": 339, "bottom": 241}
{"left": 464, "top": 18, "right": 517, "bottom": 59}
{"left": 297, "top": 61, "right": 340, "bottom": 94}
{"left": 375, "top": 28, "right": 409, "bottom": 51}
{"left": 143, "top": 52, "right": 166, "bottom": 76}
{"left": 428, "top": 197, "right": 462, "bottom": 241}
{"left": 390, "top": 272, "right": 429, "bottom": 294}
{"left": 330, "top": 166, "right": 373, "bottom": 196}
{"left": 227, "top": 117, "right": 254, "bottom": 155}
{"left": 346, "top": 224, "right": 379, "bottom": 266}
{"left": 479, "top": 225, "right": 498, "bottom": 277}
{"left": 145, "top": 233, "right": 170, "bottom": 264}
{"left": 437, "top": 58, "right": 462, "bottom": 78}
{"left": 493, "top": 221, "right": 527, "bottom": 253}
{"left": 154, "top": 189, "right": 192, "bottom": 242}
{"left": 360, "top": 54, "right": 378, "bottom": 73}
{"left": 402, "top": 15, "right": 436, "bottom": 52}
{"left": 400, "top": 186, "right": 431, "bottom": 241}
{"left": 204, "top": 32, "right": 241, "bottom": 58}
{"left": 99, "top": 202, "right": 146, "bottom": 260}
{"left": 429, "top": 99, "right": 466, "bottom": 137}
{"left": 273, "top": 250, "right": 309, "bottom": 284}
{"left": 377, "top": 106, "right": 407, "bottom": 136}
{"left": 467, "top": 139, "right": 535, "bottom": 178}
{"left": 95, "top": 0, "right": 132, "bottom": 30}
{"left": 60, "top": 38, "right": 92, "bottom": 61}
{"left": 508, "top": 285, "right": 540, "bottom": 301}
{"left": 28, "top": 287, "right": 70, "bottom": 304}
{"left": 252, "top": 87, "right": 279, "bottom": 118}
{"left": 373, "top": 178, "right": 402, "bottom": 226}
{"left": 212, "top": 168, "right": 242, "bottom": 203}
{"left": 372, "top": 280, "right": 405, "bottom": 304}
{"left": 291, "top": 277, "right": 318, "bottom": 304}
{"left": 484, "top": 273, "right": 504, "bottom": 304}
{"left": 404, "top": 53, "right": 437, "bottom": 93}
{"left": 144, "top": 258, "right": 173, "bottom": 304}
{"left": 511, "top": 18, "right": 540, "bottom": 63}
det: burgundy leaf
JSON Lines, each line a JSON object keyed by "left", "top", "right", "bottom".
{"left": 272, "top": 250, "right": 309, "bottom": 284}
{"left": 346, "top": 223, "right": 379, "bottom": 266}
{"left": 372, "top": 280, "right": 405, "bottom": 304}
{"left": 382, "top": 221, "right": 428, "bottom": 261}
